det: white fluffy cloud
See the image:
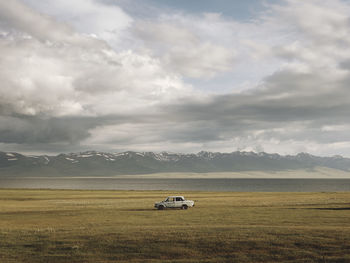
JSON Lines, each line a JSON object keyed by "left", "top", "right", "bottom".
{"left": 133, "top": 17, "right": 237, "bottom": 78}
{"left": 2, "top": 0, "right": 350, "bottom": 157}
{"left": 21, "top": 0, "right": 132, "bottom": 47}
{"left": 0, "top": 0, "right": 192, "bottom": 118}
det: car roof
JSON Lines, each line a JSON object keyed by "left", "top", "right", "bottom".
{"left": 167, "top": 196, "right": 184, "bottom": 198}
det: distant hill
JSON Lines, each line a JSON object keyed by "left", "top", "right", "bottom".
{"left": 1, "top": 151, "right": 350, "bottom": 177}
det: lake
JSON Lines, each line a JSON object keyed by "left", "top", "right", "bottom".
{"left": 1, "top": 177, "right": 350, "bottom": 192}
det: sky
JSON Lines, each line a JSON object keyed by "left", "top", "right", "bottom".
{"left": 1, "top": 0, "right": 350, "bottom": 156}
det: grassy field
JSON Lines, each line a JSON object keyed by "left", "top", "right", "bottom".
{"left": 0, "top": 190, "right": 349, "bottom": 262}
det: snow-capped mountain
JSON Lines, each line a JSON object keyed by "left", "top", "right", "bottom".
{"left": 0, "top": 150, "right": 350, "bottom": 177}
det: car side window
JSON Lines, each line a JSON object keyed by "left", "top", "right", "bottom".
{"left": 176, "top": 197, "right": 182, "bottom": 201}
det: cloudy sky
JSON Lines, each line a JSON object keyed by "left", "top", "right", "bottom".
{"left": 1, "top": 0, "right": 350, "bottom": 156}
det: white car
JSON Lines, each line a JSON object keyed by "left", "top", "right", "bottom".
{"left": 154, "top": 196, "right": 195, "bottom": 210}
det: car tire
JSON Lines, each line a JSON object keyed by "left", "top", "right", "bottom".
{"left": 158, "top": 205, "right": 164, "bottom": 210}
{"left": 182, "top": 205, "right": 188, "bottom": 210}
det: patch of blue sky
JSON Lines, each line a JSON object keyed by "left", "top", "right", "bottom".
{"left": 146, "top": 0, "right": 278, "bottom": 20}
{"left": 100, "top": 0, "right": 279, "bottom": 21}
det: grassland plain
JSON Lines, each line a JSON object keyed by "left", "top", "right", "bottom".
{"left": 0, "top": 190, "right": 349, "bottom": 263}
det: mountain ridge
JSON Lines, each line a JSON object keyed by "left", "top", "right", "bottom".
{"left": 1, "top": 150, "right": 350, "bottom": 177}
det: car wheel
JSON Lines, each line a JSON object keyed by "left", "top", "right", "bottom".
{"left": 158, "top": 205, "right": 164, "bottom": 210}
{"left": 182, "top": 205, "right": 188, "bottom": 210}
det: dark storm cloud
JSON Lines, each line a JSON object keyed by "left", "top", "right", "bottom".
{"left": 0, "top": 112, "right": 150, "bottom": 144}
{"left": 0, "top": 116, "right": 95, "bottom": 144}
{"left": 3, "top": 66, "right": 350, "bottom": 152}
{"left": 156, "top": 67, "right": 350, "bottom": 146}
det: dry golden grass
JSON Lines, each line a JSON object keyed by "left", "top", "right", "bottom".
{"left": 0, "top": 189, "right": 350, "bottom": 262}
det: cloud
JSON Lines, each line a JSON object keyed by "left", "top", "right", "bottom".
{"left": 0, "top": 0, "right": 192, "bottom": 117}
{"left": 132, "top": 15, "right": 237, "bottom": 79}
{"left": 0, "top": 0, "right": 193, "bottom": 149}
{"left": 2, "top": 0, "right": 350, "bottom": 157}
{"left": 0, "top": 115, "right": 92, "bottom": 144}
{"left": 0, "top": 0, "right": 74, "bottom": 43}
{"left": 21, "top": 0, "right": 133, "bottom": 47}
{"left": 91, "top": 0, "right": 350, "bottom": 156}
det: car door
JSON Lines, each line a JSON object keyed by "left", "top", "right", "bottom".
{"left": 175, "top": 197, "right": 184, "bottom": 208}
{"left": 166, "top": 197, "right": 176, "bottom": 208}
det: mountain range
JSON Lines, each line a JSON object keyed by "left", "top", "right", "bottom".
{"left": 1, "top": 150, "right": 350, "bottom": 177}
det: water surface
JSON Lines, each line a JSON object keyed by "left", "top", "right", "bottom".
{"left": 1, "top": 178, "right": 350, "bottom": 192}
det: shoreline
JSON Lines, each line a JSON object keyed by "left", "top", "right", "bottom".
{"left": 1, "top": 167, "right": 350, "bottom": 179}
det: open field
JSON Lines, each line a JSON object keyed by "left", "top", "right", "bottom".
{"left": 0, "top": 190, "right": 350, "bottom": 262}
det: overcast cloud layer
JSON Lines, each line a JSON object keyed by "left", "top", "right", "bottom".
{"left": 1, "top": 0, "right": 350, "bottom": 156}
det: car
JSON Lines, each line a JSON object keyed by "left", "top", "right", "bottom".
{"left": 154, "top": 196, "right": 195, "bottom": 210}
